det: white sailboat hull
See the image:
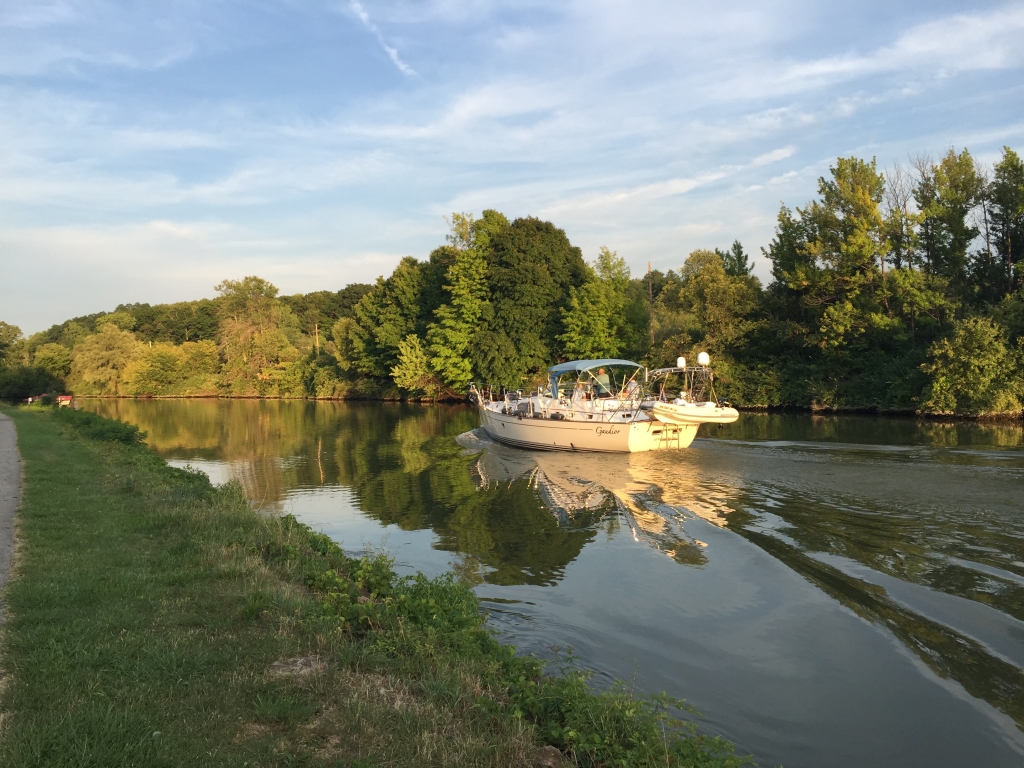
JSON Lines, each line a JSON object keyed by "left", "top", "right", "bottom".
{"left": 477, "top": 405, "right": 698, "bottom": 452}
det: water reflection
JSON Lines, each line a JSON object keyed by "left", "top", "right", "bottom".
{"left": 80, "top": 399, "right": 1024, "bottom": 766}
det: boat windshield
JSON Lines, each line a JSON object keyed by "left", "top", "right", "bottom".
{"left": 548, "top": 363, "right": 644, "bottom": 399}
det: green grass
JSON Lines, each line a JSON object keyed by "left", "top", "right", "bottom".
{"left": 0, "top": 405, "right": 748, "bottom": 767}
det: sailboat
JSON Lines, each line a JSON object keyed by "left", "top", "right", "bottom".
{"left": 469, "top": 354, "right": 738, "bottom": 453}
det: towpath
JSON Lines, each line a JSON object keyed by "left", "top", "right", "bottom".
{"left": 0, "top": 412, "right": 19, "bottom": 622}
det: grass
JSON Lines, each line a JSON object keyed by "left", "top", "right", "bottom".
{"left": 0, "top": 404, "right": 748, "bottom": 767}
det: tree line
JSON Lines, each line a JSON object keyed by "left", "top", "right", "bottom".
{"left": 2, "top": 145, "right": 1022, "bottom": 416}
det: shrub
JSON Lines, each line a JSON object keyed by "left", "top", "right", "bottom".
{"left": 922, "top": 317, "right": 1023, "bottom": 415}
{"left": 51, "top": 407, "right": 148, "bottom": 445}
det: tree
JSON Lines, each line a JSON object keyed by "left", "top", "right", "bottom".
{"left": 33, "top": 343, "right": 72, "bottom": 378}
{"left": 93, "top": 310, "right": 137, "bottom": 331}
{"left": 0, "top": 322, "right": 23, "bottom": 366}
{"left": 425, "top": 216, "right": 495, "bottom": 395}
{"left": 477, "top": 217, "right": 588, "bottom": 383}
{"left": 654, "top": 251, "right": 761, "bottom": 361}
{"left": 716, "top": 241, "right": 752, "bottom": 277}
{"left": 122, "top": 341, "right": 220, "bottom": 396}
{"left": 882, "top": 161, "right": 921, "bottom": 271}
{"left": 215, "top": 276, "right": 300, "bottom": 394}
{"left": 559, "top": 247, "right": 630, "bottom": 359}
{"left": 68, "top": 324, "right": 141, "bottom": 395}
{"left": 391, "top": 334, "right": 442, "bottom": 399}
{"left": 351, "top": 257, "right": 426, "bottom": 377}
{"left": 804, "top": 158, "right": 889, "bottom": 349}
{"left": 913, "top": 149, "right": 985, "bottom": 284}
{"left": 989, "top": 147, "right": 1024, "bottom": 295}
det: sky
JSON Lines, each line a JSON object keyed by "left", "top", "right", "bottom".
{"left": 1, "top": 0, "right": 1023, "bottom": 334}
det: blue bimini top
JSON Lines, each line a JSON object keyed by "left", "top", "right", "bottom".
{"left": 546, "top": 359, "right": 641, "bottom": 375}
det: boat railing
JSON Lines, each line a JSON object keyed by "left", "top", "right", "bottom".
{"left": 647, "top": 365, "right": 719, "bottom": 404}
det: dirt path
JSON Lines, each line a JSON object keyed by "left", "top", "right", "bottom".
{"left": 0, "top": 412, "right": 19, "bottom": 622}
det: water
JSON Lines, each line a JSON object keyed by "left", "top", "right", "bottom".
{"left": 82, "top": 399, "right": 1024, "bottom": 767}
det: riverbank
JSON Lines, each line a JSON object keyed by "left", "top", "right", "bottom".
{"left": 0, "top": 405, "right": 746, "bottom": 768}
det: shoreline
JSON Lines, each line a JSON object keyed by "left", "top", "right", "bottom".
{"left": 67, "top": 394, "right": 1024, "bottom": 423}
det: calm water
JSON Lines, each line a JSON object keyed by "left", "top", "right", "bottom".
{"left": 83, "top": 399, "right": 1024, "bottom": 768}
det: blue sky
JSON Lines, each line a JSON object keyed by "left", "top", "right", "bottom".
{"left": 2, "top": 1, "right": 1023, "bottom": 333}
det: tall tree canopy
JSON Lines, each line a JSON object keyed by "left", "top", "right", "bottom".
{"left": 216, "top": 276, "right": 300, "bottom": 394}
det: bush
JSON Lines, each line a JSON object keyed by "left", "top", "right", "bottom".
{"left": 922, "top": 317, "right": 1024, "bottom": 415}
{"left": 51, "top": 407, "right": 148, "bottom": 445}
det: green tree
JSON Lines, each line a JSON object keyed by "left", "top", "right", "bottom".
{"left": 716, "top": 241, "right": 752, "bottom": 277}
{"left": 329, "top": 317, "right": 359, "bottom": 372}
{"left": 128, "top": 299, "right": 221, "bottom": 344}
{"left": 0, "top": 322, "right": 23, "bottom": 366}
{"left": 476, "top": 217, "right": 588, "bottom": 383}
{"left": 559, "top": 247, "right": 630, "bottom": 359}
{"left": 351, "top": 258, "right": 426, "bottom": 377}
{"left": 58, "top": 321, "right": 91, "bottom": 349}
{"left": 68, "top": 324, "right": 141, "bottom": 396}
{"left": 989, "top": 147, "right": 1024, "bottom": 295}
{"left": 922, "top": 316, "right": 1022, "bottom": 414}
{"left": 654, "top": 251, "right": 761, "bottom": 362}
{"left": 425, "top": 215, "right": 495, "bottom": 394}
{"left": 391, "top": 334, "right": 442, "bottom": 399}
{"left": 93, "top": 310, "right": 137, "bottom": 331}
{"left": 791, "top": 157, "right": 888, "bottom": 350}
{"left": 33, "top": 343, "right": 73, "bottom": 378}
{"left": 913, "top": 149, "right": 985, "bottom": 284}
{"left": 215, "top": 276, "right": 300, "bottom": 394}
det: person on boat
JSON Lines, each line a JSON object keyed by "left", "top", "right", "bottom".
{"left": 595, "top": 368, "right": 611, "bottom": 396}
{"left": 572, "top": 381, "right": 587, "bottom": 402}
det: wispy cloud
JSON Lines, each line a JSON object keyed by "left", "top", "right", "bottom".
{"left": 348, "top": 1, "right": 416, "bottom": 76}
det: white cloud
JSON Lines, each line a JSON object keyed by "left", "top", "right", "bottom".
{"left": 347, "top": 1, "right": 416, "bottom": 76}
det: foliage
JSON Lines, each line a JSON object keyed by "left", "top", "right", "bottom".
{"left": 560, "top": 247, "right": 630, "bottom": 359}
{"left": 922, "top": 317, "right": 1022, "bottom": 415}
{"left": 33, "top": 342, "right": 72, "bottom": 378}
{"left": 51, "top": 406, "right": 148, "bottom": 444}
{"left": 425, "top": 216, "right": 494, "bottom": 395}
{"left": 391, "top": 334, "right": 443, "bottom": 399}
{"left": 68, "top": 323, "right": 141, "bottom": 396}
{"left": 216, "top": 276, "right": 301, "bottom": 395}
{"left": 351, "top": 257, "right": 428, "bottom": 378}
{"left": 476, "top": 216, "right": 588, "bottom": 384}
{"left": 121, "top": 299, "right": 220, "bottom": 344}
{"left": 0, "top": 367, "right": 61, "bottom": 401}
{"left": 27, "top": 144, "right": 1024, "bottom": 415}
{"left": 0, "top": 321, "right": 23, "bottom": 366}
{"left": 122, "top": 340, "right": 220, "bottom": 396}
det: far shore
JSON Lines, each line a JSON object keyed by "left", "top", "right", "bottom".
{"left": 69, "top": 394, "right": 1024, "bottom": 423}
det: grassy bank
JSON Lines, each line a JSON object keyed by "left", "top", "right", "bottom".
{"left": 0, "top": 405, "right": 746, "bottom": 767}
